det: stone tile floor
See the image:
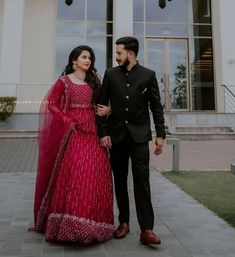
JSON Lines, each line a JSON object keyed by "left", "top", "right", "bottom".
{"left": 0, "top": 139, "right": 235, "bottom": 257}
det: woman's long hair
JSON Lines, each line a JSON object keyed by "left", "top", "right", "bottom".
{"left": 61, "top": 45, "right": 101, "bottom": 104}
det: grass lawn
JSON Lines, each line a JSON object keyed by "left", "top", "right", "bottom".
{"left": 162, "top": 171, "right": 235, "bottom": 228}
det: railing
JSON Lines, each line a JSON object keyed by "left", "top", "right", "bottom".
{"left": 221, "top": 84, "right": 235, "bottom": 113}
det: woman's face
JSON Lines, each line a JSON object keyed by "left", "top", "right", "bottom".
{"left": 74, "top": 50, "right": 92, "bottom": 71}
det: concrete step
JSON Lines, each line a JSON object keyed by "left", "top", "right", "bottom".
{"left": 170, "top": 126, "right": 235, "bottom": 140}
{"left": 0, "top": 129, "right": 38, "bottom": 138}
{"left": 167, "top": 132, "right": 235, "bottom": 140}
{"left": 175, "top": 126, "right": 233, "bottom": 133}
{"left": 1, "top": 129, "right": 235, "bottom": 140}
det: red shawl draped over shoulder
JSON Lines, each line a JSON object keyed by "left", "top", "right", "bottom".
{"left": 34, "top": 76, "right": 75, "bottom": 230}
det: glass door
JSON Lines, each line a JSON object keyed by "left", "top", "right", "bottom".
{"left": 146, "top": 38, "right": 189, "bottom": 111}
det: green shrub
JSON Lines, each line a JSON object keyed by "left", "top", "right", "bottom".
{"left": 0, "top": 97, "right": 17, "bottom": 121}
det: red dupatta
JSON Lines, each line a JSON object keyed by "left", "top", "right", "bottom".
{"left": 34, "top": 76, "right": 75, "bottom": 231}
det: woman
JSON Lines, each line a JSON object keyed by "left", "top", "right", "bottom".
{"left": 33, "top": 45, "right": 114, "bottom": 243}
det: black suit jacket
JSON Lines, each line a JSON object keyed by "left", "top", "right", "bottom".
{"left": 96, "top": 63, "right": 166, "bottom": 144}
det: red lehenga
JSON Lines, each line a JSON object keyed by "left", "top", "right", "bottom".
{"left": 33, "top": 75, "right": 114, "bottom": 243}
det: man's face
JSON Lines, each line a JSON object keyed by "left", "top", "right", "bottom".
{"left": 115, "top": 44, "right": 130, "bottom": 67}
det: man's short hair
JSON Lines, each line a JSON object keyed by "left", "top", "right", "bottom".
{"left": 116, "top": 36, "right": 139, "bottom": 56}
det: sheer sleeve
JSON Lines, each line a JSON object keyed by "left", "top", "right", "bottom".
{"left": 47, "top": 79, "right": 74, "bottom": 124}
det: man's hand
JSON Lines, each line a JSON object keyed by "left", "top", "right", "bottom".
{"left": 154, "top": 137, "right": 164, "bottom": 155}
{"left": 100, "top": 136, "right": 112, "bottom": 149}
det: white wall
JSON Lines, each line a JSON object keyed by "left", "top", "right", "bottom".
{"left": 0, "top": 0, "right": 4, "bottom": 65}
{"left": 21, "top": 0, "right": 56, "bottom": 84}
{"left": 211, "top": 0, "right": 235, "bottom": 112}
{"left": 18, "top": 0, "right": 56, "bottom": 112}
{"left": 218, "top": 0, "right": 235, "bottom": 85}
{"left": 0, "top": 0, "right": 25, "bottom": 88}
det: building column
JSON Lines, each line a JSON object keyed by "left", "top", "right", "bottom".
{"left": 113, "top": 0, "right": 133, "bottom": 65}
{"left": 0, "top": 0, "right": 25, "bottom": 95}
{"left": 212, "top": 0, "right": 235, "bottom": 112}
{"left": 218, "top": 0, "right": 235, "bottom": 85}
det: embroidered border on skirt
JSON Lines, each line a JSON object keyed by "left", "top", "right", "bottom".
{"left": 45, "top": 213, "right": 115, "bottom": 243}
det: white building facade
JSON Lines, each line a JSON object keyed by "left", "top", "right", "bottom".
{"left": 0, "top": 0, "right": 235, "bottom": 131}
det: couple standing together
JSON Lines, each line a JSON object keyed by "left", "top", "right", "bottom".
{"left": 33, "top": 36, "right": 166, "bottom": 245}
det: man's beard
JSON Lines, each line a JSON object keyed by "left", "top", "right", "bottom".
{"left": 118, "top": 57, "right": 130, "bottom": 68}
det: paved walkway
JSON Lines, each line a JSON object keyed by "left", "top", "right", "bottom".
{"left": 0, "top": 138, "right": 235, "bottom": 257}
{"left": 150, "top": 140, "right": 235, "bottom": 172}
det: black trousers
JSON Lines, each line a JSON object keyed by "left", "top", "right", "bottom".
{"left": 110, "top": 133, "right": 154, "bottom": 231}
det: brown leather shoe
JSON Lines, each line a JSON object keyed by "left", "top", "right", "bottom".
{"left": 113, "top": 223, "right": 130, "bottom": 239}
{"left": 140, "top": 230, "right": 161, "bottom": 244}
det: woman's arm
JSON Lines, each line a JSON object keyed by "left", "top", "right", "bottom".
{"left": 96, "top": 104, "right": 111, "bottom": 116}
{"left": 47, "top": 79, "right": 74, "bottom": 124}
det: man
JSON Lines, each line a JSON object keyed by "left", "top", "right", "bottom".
{"left": 96, "top": 36, "right": 166, "bottom": 244}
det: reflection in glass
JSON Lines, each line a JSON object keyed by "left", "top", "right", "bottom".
{"left": 56, "top": 36, "right": 85, "bottom": 77}
{"left": 56, "top": 0, "right": 113, "bottom": 79}
{"left": 87, "top": 0, "right": 107, "bottom": 20}
{"left": 106, "top": 36, "right": 113, "bottom": 68}
{"left": 133, "top": 0, "right": 214, "bottom": 111}
{"left": 86, "top": 22, "right": 107, "bottom": 35}
{"left": 190, "top": 25, "right": 212, "bottom": 37}
{"left": 147, "top": 40, "right": 165, "bottom": 108}
{"left": 56, "top": 36, "right": 108, "bottom": 78}
{"left": 57, "top": 0, "right": 85, "bottom": 20}
{"left": 169, "top": 41, "right": 188, "bottom": 109}
{"left": 146, "top": 0, "right": 188, "bottom": 23}
{"left": 57, "top": 21, "right": 85, "bottom": 35}
{"left": 146, "top": 24, "right": 188, "bottom": 37}
{"left": 192, "top": 0, "right": 211, "bottom": 23}
{"left": 136, "top": 37, "right": 144, "bottom": 65}
{"left": 86, "top": 36, "right": 107, "bottom": 76}
{"left": 146, "top": 39, "right": 188, "bottom": 111}
{"left": 190, "top": 38, "right": 215, "bottom": 110}
{"left": 133, "top": 0, "right": 144, "bottom": 21}
{"left": 133, "top": 23, "right": 144, "bottom": 36}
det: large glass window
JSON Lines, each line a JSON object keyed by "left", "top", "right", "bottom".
{"left": 133, "top": 0, "right": 215, "bottom": 111}
{"left": 191, "top": 0, "right": 214, "bottom": 110}
{"left": 146, "top": 39, "right": 188, "bottom": 111}
{"left": 191, "top": 38, "right": 215, "bottom": 110}
{"left": 56, "top": 0, "right": 113, "bottom": 78}
{"left": 145, "top": 0, "right": 188, "bottom": 23}
{"left": 192, "top": 0, "right": 211, "bottom": 23}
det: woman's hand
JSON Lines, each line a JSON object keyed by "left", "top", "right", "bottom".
{"left": 96, "top": 104, "right": 111, "bottom": 116}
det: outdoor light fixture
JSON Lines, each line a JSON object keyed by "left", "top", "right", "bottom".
{"left": 65, "top": 0, "right": 73, "bottom": 6}
{"left": 159, "top": 0, "right": 166, "bottom": 8}
{"left": 158, "top": 0, "right": 172, "bottom": 9}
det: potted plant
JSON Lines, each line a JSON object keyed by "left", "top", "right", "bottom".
{"left": 0, "top": 97, "right": 17, "bottom": 121}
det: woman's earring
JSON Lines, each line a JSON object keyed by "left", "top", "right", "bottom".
{"left": 72, "top": 63, "right": 77, "bottom": 70}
